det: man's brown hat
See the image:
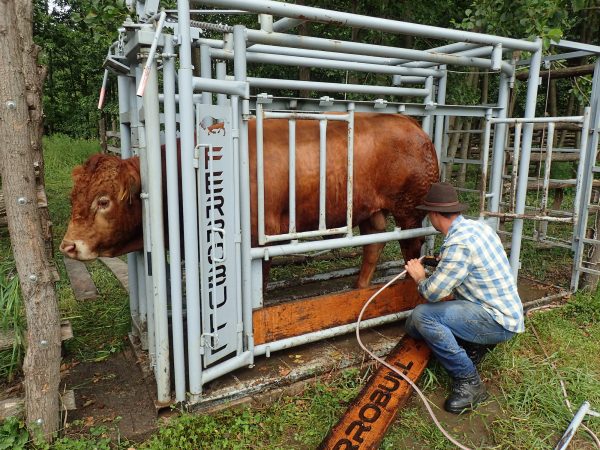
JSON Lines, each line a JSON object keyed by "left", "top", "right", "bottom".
{"left": 416, "top": 182, "right": 468, "bottom": 213}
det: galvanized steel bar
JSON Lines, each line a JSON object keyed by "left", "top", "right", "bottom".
{"left": 433, "top": 66, "right": 447, "bottom": 161}
{"left": 177, "top": 0, "right": 204, "bottom": 401}
{"left": 163, "top": 36, "right": 186, "bottom": 403}
{"left": 245, "top": 77, "right": 429, "bottom": 97}
{"left": 116, "top": 74, "right": 140, "bottom": 327}
{"left": 509, "top": 39, "right": 543, "bottom": 278}
{"left": 251, "top": 226, "right": 437, "bottom": 259}
{"left": 487, "top": 71, "right": 511, "bottom": 226}
{"left": 192, "top": 76, "right": 247, "bottom": 96}
{"left": 210, "top": 48, "right": 441, "bottom": 78}
{"left": 490, "top": 116, "right": 584, "bottom": 124}
{"left": 510, "top": 123, "right": 523, "bottom": 212}
{"left": 555, "top": 402, "right": 591, "bottom": 450}
{"left": 136, "top": 11, "right": 167, "bottom": 97}
{"left": 200, "top": 43, "right": 213, "bottom": 105}
{"left": 422, "top": 76, "right": 434, "bottom": 136}
{"left": 346, "top": 106, "right": 354, "bottom": 237}
{"left": 256, "top": 104, "right": 266, "bottom": 245}
{"left": 289, "top": 119, "right": 296, "bottom": 236}
{"left": 263, "top": 226, "right": 350, "bottom": 243}
{"left": 540, "top": 123, "right": 556, "bottom": 214}
{"left": 479, "top": 110, "right": 493, "bottom": 217}
{"left": 244, "top": 29, "right": 507, "bottom": 71}
{"left": 233, "top": 24, "right": 255, "bottom": 362}
{"left": 264, "top": 111, "right": 350, "bottom": 121}
{"left": 142, "top": 58, "right": 171, "bottom": 404}
{"left": 319, "top": 118, "right": 327, "bottom": 230}
{"left": 572, "top": 108, "right": 592, "bottom": 228}
{"left": 193, "top": 0, "right": 539, "bottom": 51}
{"left": 201, "top": 351, "right": 254, "bottom": 384}
{"left": 482, "top": 212, "right": 573, "bottom": 223}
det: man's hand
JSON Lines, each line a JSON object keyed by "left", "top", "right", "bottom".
{"left": 405, "top": 258, "right": 426, "bottom": 283}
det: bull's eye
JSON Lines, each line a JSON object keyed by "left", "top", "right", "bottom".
{"left": 97, "top": 197, "right": 111, "bottom": 210}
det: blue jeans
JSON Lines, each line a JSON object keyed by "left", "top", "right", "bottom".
{"left": 404, "top": 300, "right": 516, "bottom": 379}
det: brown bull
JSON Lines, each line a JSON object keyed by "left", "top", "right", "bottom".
{"left": 60, "top": 113, "right": 438, "bottom": 288}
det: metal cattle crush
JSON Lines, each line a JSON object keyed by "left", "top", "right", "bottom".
{"left": 103, "top": 0, "right": 600, "bottom": 405}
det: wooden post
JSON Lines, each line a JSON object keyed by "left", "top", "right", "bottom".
{"left": 99, "top": 116, "right": 108, "bottom": 153}
{"left": 0, "top": 0, "right": 61, "bottom": 442}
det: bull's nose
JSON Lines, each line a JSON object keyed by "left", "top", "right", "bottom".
{"left": 60, "top": 239, "right": 77, "bottom": 257}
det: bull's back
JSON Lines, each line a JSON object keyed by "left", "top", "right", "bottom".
{"left": 248, "top": 113, "right": 438, "bottom": 236}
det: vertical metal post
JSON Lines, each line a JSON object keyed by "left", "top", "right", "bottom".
{"left": 200, "top": 43, "right": 213, "bottom": 106}
{"left": 422, "top": 75, "right": 434, "bottom": 136}
{"left": 117, "top": 74, "right": 140, "bottom": 325}
{"left": 433, "top": 66, "right": 447, "bottom": 163}
{"left": 177, "top": 0, "right": 203, "bottom": 401}
{"left": 233, "top": 24, "right": 255, "bottom": 363}
{"left": 488, "top": 70, "right": 511, "bottom": 228}
{"left": 163, "top": 36, "right": 186, "bottom": 403}
{"left": 346, "top": 104, "right": 354, "bottom": 237}
{"left": 289, "top": 118, "right": 297, "bottom": 236}
{"left": 509, "top": 39, "right": 543, "bottom": 278}
{"left": 319, "top": 118, "right": 327, "bottom": 230}
{"left": 572, "top": 60, "right": 600, "bottom": 290}
{"left": 510, "top": 123, "right": 523, "bottom": 212}
{"left": 538, "top": 122, "right": 555, "bottom": 239}
{"left": 479, "top": 109, "right": 492, "bottom": 217}
{"left": 142, "top": 56, "right": 171, "bottom": 404}
{"left": 554, "top": 402, "right": 591, "bottom": 450}
{"left": 256, "top": 103, "right": 266, "bottom": 244}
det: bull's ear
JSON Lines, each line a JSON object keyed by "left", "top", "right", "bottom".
{"left": 118, "top": 161, "right": 141, "bottom": 204}
{"left": 71, "top": 165, "right": 85, "bottom": 183}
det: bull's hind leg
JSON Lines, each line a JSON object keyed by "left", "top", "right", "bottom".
{"left": 356, "top": 211, "right": 387, "bottom": 288}
{"left": 394, "top": 214, "right": 426, "bottom": 264}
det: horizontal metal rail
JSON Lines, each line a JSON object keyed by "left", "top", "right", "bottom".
{"left": 482, "top": 211, "right": 574, "bottom": 223}
{"left": 193, "top": 0, "right": 540, "bottom": 51}
{"left": 490, "top": 116, "right": 584, "bottom": 124}
{"left": 251, "top": 226, "right": 437, "bottom": 259}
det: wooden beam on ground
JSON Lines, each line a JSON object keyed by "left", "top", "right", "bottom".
{"left": 0, "top": 390, "right": 76, "bottom": 421}
{"left": 63, "top": 257, "right": 99, "bottom": 300}
{"left": 253, "top": 279, "right": 422, "bottom": 345}
{"left": 99, "top": 257, "right": 129, "bottom": 292}
{"left": 319, "top": 336, "right": 431, "bottom": 449}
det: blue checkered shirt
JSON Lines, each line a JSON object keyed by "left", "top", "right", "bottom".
{"left": 418, "top": 215, "right": 524, "bottom": 333}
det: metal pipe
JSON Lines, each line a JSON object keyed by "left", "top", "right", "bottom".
{"left": 487, "top": 70, "right": 511, "bottom": 227}
{"left": 490, "top": 116, "right": 584, "bottom": 124}
{"left": 210, "top": 48, "right": 441, "bottom": 78}
{"left": 251, "top": 226, "right": 437, "bottom": 259}
{"left": 244, "top": 77, "right": 429, "bottom": 97}
{"left": 319, "top": 118, "right": 327, "bottom": 230}
{"left": 289, "top": 118, "right": 296, "bottom": 236}
{"left": 539, "top": 122, "right": 556, "bottom": 239}
{"left": 263, "top": 226, "right": 350, "bottom": 243}
{"left": 136, "top": 11, "right": 167, "bottom": 97}
{"left": 422, "top": 76, "right": 434, "bottom": 136}
{"left": 346, "top": 105, "right": 355, "bottom": 237}
{"left": 256, "top": 104, "right": 266, "bottom": 245}
{"left": 509, "top": 39, "right": 543, "bottom": 278}
{"left": 142, "top": 58, "right": 171, "bottom": 404}
{"left": 244, "top": 29, "right": 508, "bottom": 71}
{"left": 233, "top": 24, "right": 255, "bottom": 363}
{"left": 572, "top": 108, "right": 591, "bottom": 228}
{"left": 479, "top": 110, "right": 492, "bottom": 217}
{"left": 200, "top": 44, "right": 213, "bottom": 105}
{"left": 555, "top": 402, "right": 591, "bottom": 450}
{"left": 201, "top": 351, "right": 254, "bottom": 384}
{"left": 192, "top": 76, "right": 247, "bottom": 96}
{"left": 163, "top": 36, "right": 186, "bottom": 403}
{"left": 433, "top": 66, "right": 447, "bottom": 162}
{"left": 510, "top": 123, "right": 522, "bottom": 212}
{"left": 193, "top": 0, "right": 539, "bottom": 51}
{"left": 177, "top": 0, "right": 204, "bottom": 401}
{"left": 116, "top": 74, "right": 140, "bottom": 327}
{"left": 264, "top": 111, "right": 350, "bottom": 121}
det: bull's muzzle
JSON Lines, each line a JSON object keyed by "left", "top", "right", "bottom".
{"left": 59, "top": 239, "right": 77, "bottom": 259}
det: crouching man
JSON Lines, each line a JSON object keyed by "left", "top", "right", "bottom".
{"left": 404, "top": 182, "right": 524, "bottom": 414}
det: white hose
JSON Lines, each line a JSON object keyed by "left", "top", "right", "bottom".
{"left": 355, "top": 256, "right": 472, "bottom": 450}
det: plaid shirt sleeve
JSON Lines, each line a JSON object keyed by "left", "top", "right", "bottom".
{"left": 417, "top": 243, "right": 471, "bottom": 302}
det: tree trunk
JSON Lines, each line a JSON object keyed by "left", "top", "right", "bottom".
{"left": 0, "top": 0, "right": 61, "bottom": 442}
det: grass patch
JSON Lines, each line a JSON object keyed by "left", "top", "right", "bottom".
{"left": 0, "top": 260, "right": 24, "bottom": 382}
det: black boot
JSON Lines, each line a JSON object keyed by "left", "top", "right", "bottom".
{"left": 444, "top": 372, "right": 489, "bottom": 414}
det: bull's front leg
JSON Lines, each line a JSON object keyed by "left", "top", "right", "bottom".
{"left": 356, "top": 211, "right": 387, "bottom": 288}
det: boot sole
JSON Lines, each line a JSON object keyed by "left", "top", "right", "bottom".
{"left": 444, "top": 391, "right": 490, "bottom": 414}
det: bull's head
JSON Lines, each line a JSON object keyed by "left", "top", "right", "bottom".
{"left": 60, "top": 154, "right": 143, "bottom": 260}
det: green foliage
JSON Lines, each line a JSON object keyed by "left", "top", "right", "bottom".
{"left": 454, "top": 0, "right": 577, "bottom": 48}
{"left": 34, "top": 1, "right": 128, "bottom": 137}
{"left": 0, "top": 260, "right": 25, "bottom": 382}
{"left": 0, "top": 417, "right": 28, "bottom": 450}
